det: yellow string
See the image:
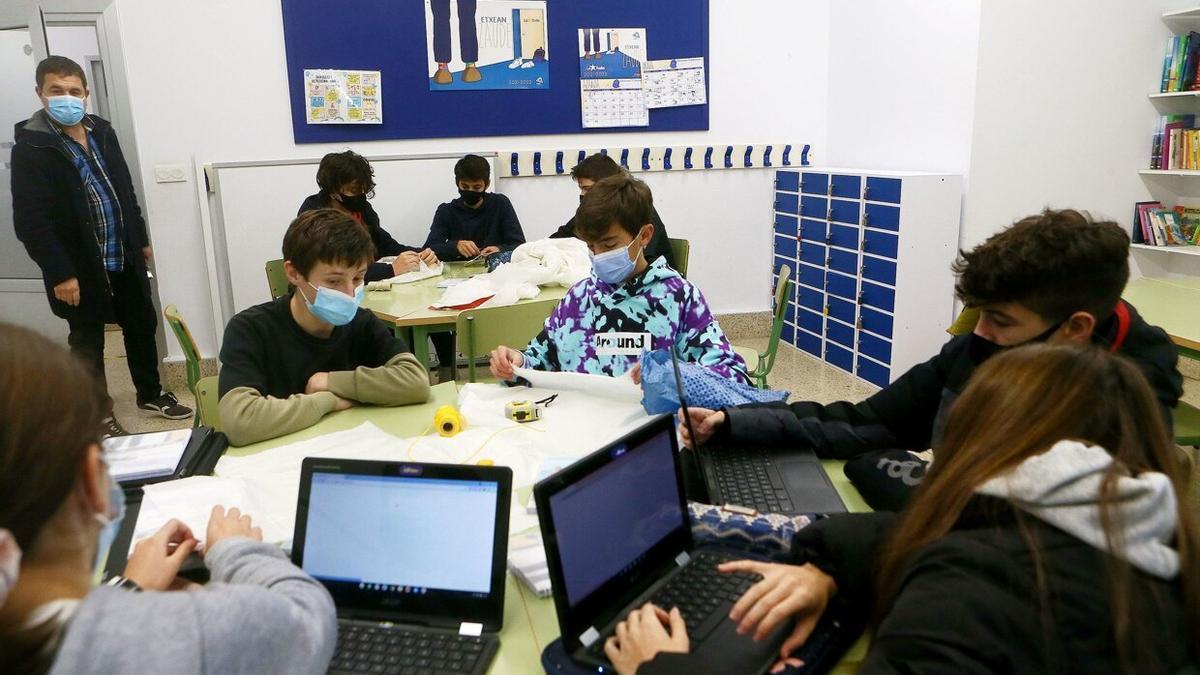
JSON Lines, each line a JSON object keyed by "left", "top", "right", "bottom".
{"left": 404, "top": 419, "right": 545, "bottom": 464}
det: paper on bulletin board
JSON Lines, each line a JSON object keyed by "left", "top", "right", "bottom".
{"left": 577, "top": 27, "right": 648, "bottom": 129}
{"left": 425, "top": 0, "right": 549, "bottom": 91}
{"left": 304, "top": 69, "right": 382, "bottom": 124}
{"left": 642, "top": 57, "right": 707, "bottom": 109}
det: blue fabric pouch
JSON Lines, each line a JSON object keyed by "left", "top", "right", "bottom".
{"left": 639, "top": 348, "right": 789, "bottom": 415}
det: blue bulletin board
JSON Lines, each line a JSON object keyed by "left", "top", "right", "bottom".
{"left": 280, "top": 0, "right": 710, "bottom": 143}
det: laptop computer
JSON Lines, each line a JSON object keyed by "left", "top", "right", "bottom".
{"left": 671, "top": 349, "right": 846, "bottom": 515}
{"left": 534, "top": 415, "right": 790, "bottom": 672}
{"left": 291, "top": 457, "right": 512, "bottom": 675}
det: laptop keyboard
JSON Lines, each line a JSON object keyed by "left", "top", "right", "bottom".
{"left": 650, "top": 552, "right": 759, "bottom": 641}
{"left": 710, "top": 447, "right": 796, "bottom": 513}
{"left": 329, "top": 622, "right": 490, "bottom": 674}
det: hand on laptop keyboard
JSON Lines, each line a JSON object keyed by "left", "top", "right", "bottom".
{"left": 720, "top": 560, "right": 837, "bottom": 661}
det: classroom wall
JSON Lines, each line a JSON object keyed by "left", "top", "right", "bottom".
{"left": 823, "top": 0, "right": 981, "bottom": 177}
{"left": 111, "top": 0, "right": 830, "bottom": 360}
{"left": 961, "top": 0, "right": 1185, "bottom": 249}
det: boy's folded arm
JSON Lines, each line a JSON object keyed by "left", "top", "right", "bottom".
{"left": 326, "top": 352, "right": 431, "bottom": 405}
{"left": 218, "top": 386, "right": 338, "bottom": 446}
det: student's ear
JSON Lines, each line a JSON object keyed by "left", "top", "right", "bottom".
{"left": 1060, "top": 311, "right": 1097, "bottom": 343}
{"left": 284, "top": 260, "right": 306, "bottom": 287}
{"left": 640, "top": 223, "right": 654, "bottom": 246}
{"left": 77, "top": 443, "right": 107, "bottom": 516}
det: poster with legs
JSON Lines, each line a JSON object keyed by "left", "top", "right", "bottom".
{"left": 425, "top": 0, "right": 549, "bottom": 90}
{"left": 577, "top": 28, "right": 648, "bottom": 128}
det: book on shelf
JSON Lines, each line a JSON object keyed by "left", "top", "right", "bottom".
{"left": 1135, "top": 203, "right": 1200, "bottom": 247}
{"left": 1174, "top": 205, "right": 1200, "bottom": 244}
{"left": 1151, "top": 115, "right": 1198, "bottom": 169}
{"left": 1161, "top": 32, "right": 1200, "bottom": 93}
{"left": 1133, "top": 201, "right": 1162, "bottom": 245}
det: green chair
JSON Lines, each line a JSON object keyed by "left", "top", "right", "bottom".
{"left": 195, "top": 375, "right": 221, "bottom": 431}
{"left": 265, "top": 259, "right": 290, "bottom": 299}
{"left": 455, "top": 298, "right": 561, "bottom": 383}
{"left": 733, "top": 264, "right": 793, "bottom": 389}
{"left": 163, "top": 304, "right": 204, "bottom": 427}
{"left": 947, "top": 307, "right": 980, "bottom": 335}
{"left": 668, "top": 238, "right": 690, "bottom": 278}
{"left": 1176, "top": 401, "right": 1200, "bottom": 448}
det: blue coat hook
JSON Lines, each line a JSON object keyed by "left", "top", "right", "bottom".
{"left": 724, "top": 146, "right": 733, "bottom": 169}
{"left": 578, "top": 149, "right": 586, "bottom": 165}
{"left": 555, "top": 151, "right": 564, "bottom": 174}
{"left": 620, "top": 148, "right": 629, "bottom": 169}
{"left": 663, "top": 147, "right": 673, "bottom": 170}
{"left": 600, "top": 148, "right": 608, "bottom": 156}
{"left": 704, "top": 147, "right": 714, "bottom": 169}
{"left": 743, "top": 145, "right": 753, "bottom": 168}
{"left": 801, "top": 144, "right": 811, "bottom": 165}
{"left": 684, "top": 147, "right": 694, "bottom": 169}
{"left": 782, "top": 145, "right": 792, "bottom": 166}
{"left": 533, "top": 151, "right": 542, "bottom": 176}
{"left": 641, "top": 148, "right": 651, "bottom": 171}
{"left": 510, "top": 152, "right": 519, "bottom": 176}
{"left": 763, "top": 145, "right": 773, "bottom": 167}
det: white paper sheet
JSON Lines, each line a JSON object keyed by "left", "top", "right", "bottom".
{"left": 366, "top": 260, "right": 444, "bottom": 291}
{"left": 103, "top": 429, "right": 191, "bottom": 483}
{"left": 130, "top": 476, "right": 293, "bottom": 556}
{"left": 642, "top": 57, "right": 707, "bottom": 109}
{"left": 511, "top": 366, "right": 642, "bottom": 402}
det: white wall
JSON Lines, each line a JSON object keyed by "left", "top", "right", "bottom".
{"left": 112, "top": 0, "right": 830, "bottom": 359}
{"left": 45, "top": 24, "right": 101, "bottom": 114}
{"left": 962, "top": 0, "right": 1189, "bottom": 249}
{"left": 824, "top": 0, "right": 981, "bottom": 176}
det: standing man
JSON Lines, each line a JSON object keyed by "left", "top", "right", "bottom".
{"left": 11, "top": 56, "right": 191, "bottom": 436}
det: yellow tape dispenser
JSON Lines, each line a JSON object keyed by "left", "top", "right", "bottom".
{"left": 433, "top": 405, "right": 465, "bottom": 437}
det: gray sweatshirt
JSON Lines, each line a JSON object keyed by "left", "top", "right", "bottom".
{"left": 48, "top": 538, "right": 337, "bottom": 674}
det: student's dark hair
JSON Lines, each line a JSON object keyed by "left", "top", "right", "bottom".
{"left": 315, "top": 150, "right": 376, "bottom": 198}
{"left": 573, "top": 174, "right": 654, "bottom": 241}
{"left": 0, "top": 323, "right": 105, "bottom": 552}
{"left": 454, "top": 154, "right": 491, "bottom": 183}
{"left": 954, "top": 209, "right": 1130, "bottom": 323}
{"left": 570, "top": 153, "right": 623, "bottom": 182}
{"left": 873, "top": 344, "right": 1198, "bottom": 672}
{"left": 35, "top": 55, "right": 87, "bottom": 90}
{"left": 282, "top": 208, "right": 375, "bottom": 276}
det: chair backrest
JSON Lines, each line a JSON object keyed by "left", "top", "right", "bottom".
{"left": 163, "top": 304, "right": 202, "bottom": 396}
{"left": 667, "top": 238, "right": 690, "bottom": 279}
{"left": 947, "top": 307, "right": 980, "bottom": 336}
{"left": 761, "top": 265, "right": 794, "bottom": 379}
{"left": 195, "top": 375, "right": 221, "bottom": 431}
{"left": 265, "top": 259, "right": 291, "bottom": 299}
{"left": 455, "top": 298, "right": 561, "bottom": 383}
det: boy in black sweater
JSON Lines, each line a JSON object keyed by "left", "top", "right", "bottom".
{"left": 422, "top": 154, "right": 525, "bottom": 261}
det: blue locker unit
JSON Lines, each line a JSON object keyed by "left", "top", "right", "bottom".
{"left": 772, "top": 169, "right": 962, "bottom": 390}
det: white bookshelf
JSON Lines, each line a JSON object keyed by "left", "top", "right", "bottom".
{"left": 1131, "top": 243, "right": 1200, "bottom": 256}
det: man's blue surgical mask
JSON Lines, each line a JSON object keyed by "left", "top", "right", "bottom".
{"left": 93, "top": 467, "right": 126, "bottom": 577}
{"left": 590, "top": 234, "right": 644, "bottom": 285}
{"left": 46, "top": 95, "right": 86, "bottom": 126}
{"left": 302, "top": 282, "right": 364, "bottom": 326}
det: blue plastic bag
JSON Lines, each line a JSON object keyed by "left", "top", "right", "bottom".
{"left": 639, "top": 349, "right": 789, "bottom": 415}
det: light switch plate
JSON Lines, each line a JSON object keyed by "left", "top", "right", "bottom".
{"left": 154, "top": 164, "right": 187, "bottom": 183}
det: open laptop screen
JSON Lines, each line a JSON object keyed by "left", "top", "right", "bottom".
{"left": 546, "top": 420, "right": 684, "bottom": 608}
{"left": 302, "top": 473, "right": 498, "bottom": 594}
{"left": 292, "top": 459, "right": 511, "bottom": 630}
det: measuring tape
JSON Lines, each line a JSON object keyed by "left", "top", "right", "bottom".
{"left": 504, "top": 394, "right": 558, "bottom": 424}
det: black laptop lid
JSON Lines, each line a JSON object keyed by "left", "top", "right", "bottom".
{"left": 534, "top": 415, "right": 692, "bottom": 652}
{"left": 292, "top": 458, "right": 512, "bottom": 631}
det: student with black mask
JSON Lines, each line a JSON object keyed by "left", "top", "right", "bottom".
{"left": 679, "top": 209, "right": 1184, "bottom": 511}
{"left": 422, "top": 154, "right": 525, "bottom": 261}
{"left": 298, "top": 151, "right": 437, "bottom": 283}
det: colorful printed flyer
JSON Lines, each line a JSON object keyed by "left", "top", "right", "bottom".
{"left": 304, "top": 69, "right": 382, "bottom": 124}
{"left": 424, "top": 0, "right": 549, "bottom": 91}
{"left": 642, "top": 57, "right": 707, "bottom": 109}
{"left": 577, "top": 27, "right": 648, "bottom": 128}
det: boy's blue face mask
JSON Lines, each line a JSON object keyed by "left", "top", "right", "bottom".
{"left": 93, "top": 464, "right": 126, "bottom": 577}
{"left": 590, "top": 229, "right": 646, "bottom": 285}
{"left": 46, "top": 95, "right": 86, "bottom": 126}
{"left": 302, "top": 281, "right": 364, "bottom": 326}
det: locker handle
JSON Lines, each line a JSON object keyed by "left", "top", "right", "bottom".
{"left": 862, "top": 212, "right": 869, "bottom": 226}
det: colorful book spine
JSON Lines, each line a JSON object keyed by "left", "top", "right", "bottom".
{"left": 1163, "top": 37, "right": 1176, "bottom": 92}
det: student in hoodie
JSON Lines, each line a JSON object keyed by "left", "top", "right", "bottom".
{"left": 611, "top": 343, "right": 1199, "bottom": 675}
{"left": 0, "top": 323, "right": 337, "bottom": 675}
{"left": 218, "top": 209, "right": 430, "bottom": 446}
{"left": 297, "top": 150, "right": 438, "bottom": 283}
{"left": 680, "top": 209, "right": 1184, "bottom": 510}
{"left": 422, "top": 154, "right": 525, "bottom": 262}
{"left": 489, "top": 174, "right": 747, "bottom": 384}
{"left": 549, "top": 153, "right": 676, "bottom": 269}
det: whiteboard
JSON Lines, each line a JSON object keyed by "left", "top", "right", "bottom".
{"left": 206, "top": 153, "right": 497, "bottom": 330}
